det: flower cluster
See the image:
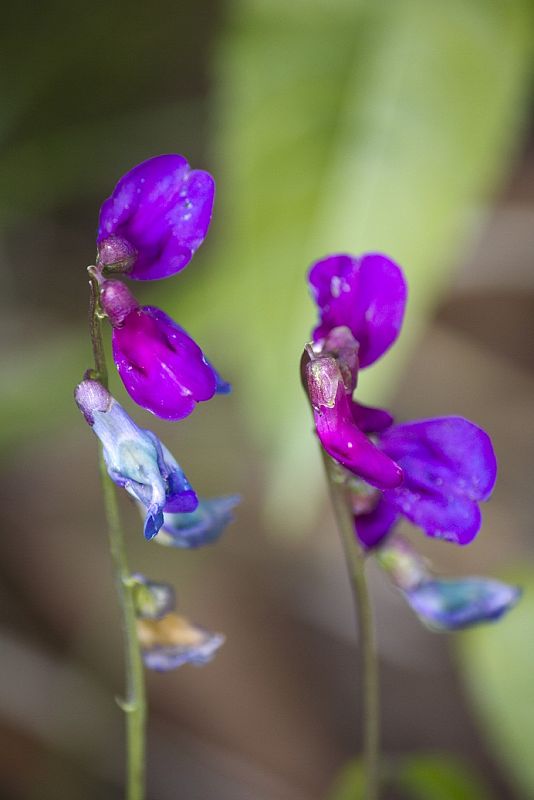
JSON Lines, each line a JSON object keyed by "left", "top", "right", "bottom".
{"left": 76, "top": 155, "right": 238, "bottom": 669}
{"left": 96, "top": 153, "right": 229, "bottom": 421}
{"left": 304, "top": 252, "right": 518, "bottom": 628}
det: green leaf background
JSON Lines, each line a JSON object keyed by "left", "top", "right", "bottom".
{"left": 458, "top": 571, "right": 534, "bottom": 799}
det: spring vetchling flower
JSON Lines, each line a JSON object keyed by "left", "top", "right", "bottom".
{"left": 99, "top": 280, "right": 230, "bottom": 420}
{"left": 75, "top": 378, "right": 197, "bottom": 539}
{"left": 97, "top": 154, "right": 215, "bottom": 281}
{"left": 133, "top": 574, "right": 224, "bottom": 671}
{"left": 306, "top": 252, "right": 497, "bottom": 549}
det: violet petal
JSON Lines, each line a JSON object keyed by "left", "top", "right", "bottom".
{"left": 98, "top": 154, "right": 215, "bottom": 281}
{"left": 380, "top": 417, "right": 497, "bottom": 545}
{"left": 112, "top": 306, "right": 220, "bottom": 421}
{"left": 308, "top": 253, "right": 407, "bottom": 367}
{"left": 354, "top": 499, "right": 400, "bottom": 549}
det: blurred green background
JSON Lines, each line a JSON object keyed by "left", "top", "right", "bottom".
{"left": 1, "top": 1, "right": 534, "bottom": 798}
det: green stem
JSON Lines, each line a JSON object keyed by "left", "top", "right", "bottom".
{"left": 88, "top": 269, "right": 146, "bottom": 800}
{"left": 321, "top": 451, "right": 380, "bottom": 800}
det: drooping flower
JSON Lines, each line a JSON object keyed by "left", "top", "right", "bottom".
{"left": 97, "top": 154, "right": 215, "bottom": 281}
{"left": 155, "top": 495, "right": 241, "bottom": 549}
{"left": 304, "top": 252, "right": 497, "bottom": 550}
{"left": 377, "top": 535, "right": 520, "bottom": 630}
{"left": 132, "top": 574, "right": 224, "bottom": 671}
{"left": 99, "top": 280, "right": 230, "bottom": 420}
{"left": 74, "top": 378, "right": 197, "bottom": 540}
{"left": 405, "top": 577, "right": 521, "bottom": 631}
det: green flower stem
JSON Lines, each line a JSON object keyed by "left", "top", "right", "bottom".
{"left": 89, "top": 269, "right": 146, "bottom": 800}
{"left": 321, "top": 451, "right": 380, "bottom": 800}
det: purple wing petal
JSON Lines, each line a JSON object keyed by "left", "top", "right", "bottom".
{"left": 352, "top": 401, "right": 394, "bottom": 433}
{"left": 354, "top": 499, "right": 399, "bottom": 549}
{"left": 308, "top": 253, "right": 407, "bottom": 367}
{"left": 98, "top": 154, "right": 215, "bottom": 281}
{"left": 380, "top": 417, "right": 497, "bottom": 545}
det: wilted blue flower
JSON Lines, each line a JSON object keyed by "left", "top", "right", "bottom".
{"left": 74, "top": 378, "right": 197, "bottom": 540}
{"left": 155, "top": 495, "right": 240, "bottom": 548}
{"left": 131, "top": 574, "right": 175, "bottom": 620}
{"left": 405, "top": 577, "right": 521, "bottom": 631}
{"left": 133, "top": 573, "right": 224, "bottom": 671}
{"left": 377, "top": 535, "right": 520, "bottom": 631}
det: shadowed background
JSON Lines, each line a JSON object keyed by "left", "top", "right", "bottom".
{"left": 1, "top": 1, "right": 534, "bottom": 798}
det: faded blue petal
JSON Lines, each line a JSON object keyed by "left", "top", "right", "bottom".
{"left": 142, "top": 630, "right": 225, "bottom": 672}
{"left": 380, "top": 417, "right": 497, "bottom": 545}
{"left": 405, "top": 578, "right": 521, "bottom": 631}
{"left": 156, "top": 495, "right": 240, "bottom": 548}
{"left": 75, "top": 379, "right": 198, "bottom": 540}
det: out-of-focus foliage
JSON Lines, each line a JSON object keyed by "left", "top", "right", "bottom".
{"left": 396, "top": 753, "right": 494, "bottom": 800}
{"left": 327, "top": 753, "right": 493, "bottom": 799}
{"left": 458, "top": 570, "right": 534, "bottom": 799}
{"left": 184, "top": 0, "right": 534, "bottom": 521}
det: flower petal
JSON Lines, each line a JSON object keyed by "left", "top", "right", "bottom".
{"left": 351, "top": 401, "right": 394, "bottom": 433}
{"left": 354, "top": 499, "right": 399, "bottom": 549}
{"left": 137, "top": 613, "right": 224, "bottom": 671}
{"left": 405, "top": 578, "right": 521, "bottom": 631}
{"left": 305, "top": 356, "right": 403, "bottom": 490}
{"left": 112, "top": 306, "right": 218, "bottom": 420}
{"left": 97, "top": 154, "right": 215, "bottom": 281}
{"left": 157, "top": 495, "right": 240, "bottom": 548}
{"left": 380, "top": 417, "right": 497, "bottom": 544}
{"left": 308, "top": 253, "right": 407, "bottom": 367}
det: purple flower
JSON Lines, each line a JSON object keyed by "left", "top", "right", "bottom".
{"left": 305, "top": 251, "right": 497, "bottom": 550}
{"left": 133, "top": 574, "right": 224, "bottom": 671}
{"left": 303, "top": 351, "right": 403, "bottom": 490}
{"left": 156, "top": 495, "right": 240, "bottom": 549}
{"left": 74, "top": 378, "right": 198, "bottom": 540}
{"left": 97, "top": 154, "right": 215, "bottom": 281}
{"left": 405, "top": 577, "right": 521, "bottom": 631}
{"left": 309, "top": 253, "right": 407, "bottom": 367}
{"left": 100, "top": 280, "right": 229, "bottom": 420}
{"left": 355, "top": 416, "right": 497, "bottom": 548}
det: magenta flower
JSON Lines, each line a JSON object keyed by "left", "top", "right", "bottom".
{"left": 305, "top": 252, "right": 497, "bottom": 549}
{"left": 100, "top": 280, "right": 229, "bottom": 420}
{"left": 304, "top": 353, "right": 402, "bottom": 490}
{"left": 97, "top": 154, "right": 215, "bottom": 281}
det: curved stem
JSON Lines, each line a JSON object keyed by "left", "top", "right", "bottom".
{"left": 88, "top": 270, "right": 146, "bottom": 800}
{"left": 321, "top": 451, "right": 380, "bottom": 800}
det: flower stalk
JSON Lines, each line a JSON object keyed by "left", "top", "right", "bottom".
{"left": 321, "top": 451, "right": 380, "bottom": 800}
{"left": 89, "top": 269, "right": 146, "bottom": 800}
